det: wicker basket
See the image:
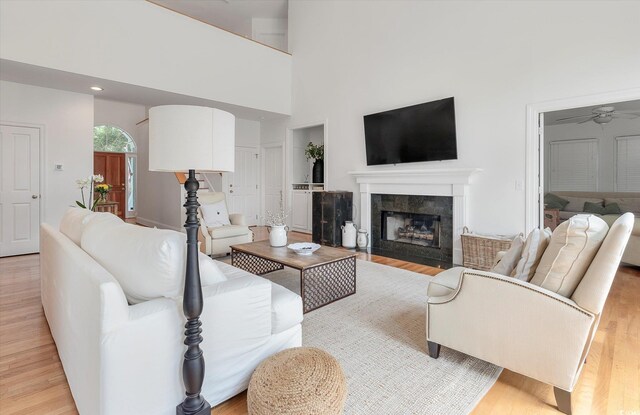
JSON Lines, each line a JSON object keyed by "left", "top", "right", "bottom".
{"left": 461, "top": 227, "right": 514, "bottom": 271}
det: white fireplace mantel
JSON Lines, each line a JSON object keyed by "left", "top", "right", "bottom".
{"left": 348, "top": 168, "right": 482, "bottom": 265}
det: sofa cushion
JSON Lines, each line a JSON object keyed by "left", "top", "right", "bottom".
{"left": 270, "top": 283, "right": 303, "bottom": 334}
{"left": 600, "top": 214, "right": 640, "bottom": 236}
{"left": 530, "top": 214, "right": 608, "bottom": 298}
{"left": 208, "top": 224, "right": 250, "bottom": 239}
{"left": 544, "top": 193, "right": 570, "bottom": 210}
{"left": 199, "top": 253, "right": 228, "bottom": 285}
{"left": 510, "top": 228, "right": 552, "bottom": 281}
{"left": 584, "top": 201, "right": 621, "bottom": 215}
{"left": 491, "top": 235, "right": 525, "bottom": 276}
{"left": 59, "top": 208, "right": 107, "bottom": 245}
{"left": 427, "top": 267, "right": 465, "bottom": 298}
{"left": 605, "top": 197, "right": 640, "bottom": 216}
{"left": 563, "top": 196, "right": 604, "bottom": 213}
{"left": 81, "top": 217, "right": 226, "bottom": 304}
{"left": 201, "top": 200, "right": 231, "bottom": 228}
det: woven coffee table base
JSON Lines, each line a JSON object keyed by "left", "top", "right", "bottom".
{"left": 247, "top": 347, "right": 347, "bottom": 415}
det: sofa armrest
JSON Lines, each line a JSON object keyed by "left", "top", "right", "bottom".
{"left": 427, "top": 269, "right": 595, "bottom": 391}
{"left": 229, "top": 213, "right": 246, "bottom": 226}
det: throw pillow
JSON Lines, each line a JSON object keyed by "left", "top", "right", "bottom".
{"left": 59, "top": 207, "right": 98, "bottom": 245}
{"left": 584, "top": 201, "right": 622, "bottom": 215}
{"left": 605, "top": 197, "right": 639, "bottom": 216}
{"left": 563, "top": 196, "right": 603, "bottom": 213}
{"left": 201, "top": 201, "right": 231, "bottom": 228}
{"left": 510, "top": 228, "right": 552, "bottom": 281}
{"left": 530, "top": 214, "right": 608, "bottom": 297}
{"left": 544, "top": 193, "right": 570, "bottom": 210}
{"left": 491, "top": 234, "right": 525, "bottom": 276}
{"left": 198, "top": 253, "right": 227, "bottom": 286}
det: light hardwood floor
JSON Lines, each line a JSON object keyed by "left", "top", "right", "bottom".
{"left": 0, "top": 228, "right": 638, "bottom": 414}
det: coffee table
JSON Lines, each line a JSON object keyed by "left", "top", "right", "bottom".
{"left": 231, "top": 240, "right": 357, "bottom": 313}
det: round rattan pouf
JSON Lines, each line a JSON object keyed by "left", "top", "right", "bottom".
{"left": 247, "top": 347, "right": 347, "bottom": 415}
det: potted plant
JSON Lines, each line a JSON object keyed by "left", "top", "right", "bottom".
{"left": 75, "top": 174, "right": 104, "bottom": 211}
{"left": 305, "top": 142, "right": 324, "bottom": 184}
{"left": 95, "top": 183, "right": 113, "bottom": 202}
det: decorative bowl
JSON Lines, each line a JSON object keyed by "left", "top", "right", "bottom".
{"left": 287, "top": 242, "right": 321, "bottom": 256}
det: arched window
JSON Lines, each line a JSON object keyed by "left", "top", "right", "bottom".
{"left": 93, "top": 125, "right": 136, "bottom": 153}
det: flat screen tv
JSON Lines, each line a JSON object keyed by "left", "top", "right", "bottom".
{"left": 364, "top": 97, "right": 457, "bottom": 166}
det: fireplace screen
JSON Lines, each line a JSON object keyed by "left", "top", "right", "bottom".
{"left": 381, "top": 211, "right": 441, "bottom": 248}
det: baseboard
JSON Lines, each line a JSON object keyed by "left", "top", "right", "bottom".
{"left": 135, "top": 217, "right": 183, "bottom": 232}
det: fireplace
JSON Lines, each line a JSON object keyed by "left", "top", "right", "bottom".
{"left": 371, "top": 194, "right": 453, "bottom": 267}
{"left": 382, "top": 211, "right": 441, "bottom": 248}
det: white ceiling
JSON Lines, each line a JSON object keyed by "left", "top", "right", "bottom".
{"left": 0, "top": 59, "right": 285, "bottom": 121}
{"left": 149, "top": 0, "right": 288, "bottom": 38}
{"left": 545, "top": 99, "right": 640, "bottom": 126}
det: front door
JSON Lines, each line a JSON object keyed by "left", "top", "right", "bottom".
{"left": 224, "top": 146, "right": 260, "bottom": 226}
{"left": 93, "top": 152, "right": 125, "bottom": 219}
{"left": 0, "top": 125, "right": 40, "bottom": 257}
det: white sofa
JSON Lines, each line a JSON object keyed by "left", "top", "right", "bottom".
{"left": 41, "top": 208, "right": 302, "bottom": 415}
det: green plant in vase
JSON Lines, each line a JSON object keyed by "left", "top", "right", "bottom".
{"left": 305, "top": 142, "right": 324, "bottom": 184}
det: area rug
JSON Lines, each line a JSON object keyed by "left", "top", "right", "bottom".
{"left": 261, "top": 260, "right": 502, "bottom": 415}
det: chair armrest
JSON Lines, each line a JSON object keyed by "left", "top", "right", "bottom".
{"left": 229, "top": 213, "right": 246, "bottom": 226}
{"left": 427, "top": 269, "right": 595, "bottom": 390}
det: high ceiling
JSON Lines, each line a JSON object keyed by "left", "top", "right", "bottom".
{"left": 149, "top": 0, "right": 288, "bottom": 38}
{"left": 545, "top": 99, "right": 640, "bottom": 126}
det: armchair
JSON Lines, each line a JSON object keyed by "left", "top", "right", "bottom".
{"left": 426, "top": 213, "right": 634, "bottom": 415}
{"left": 197, "top": 192, "right": 253, "bottom": 257}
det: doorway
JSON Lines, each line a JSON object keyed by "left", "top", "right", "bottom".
{"left": 525, "top": 88, "right": 640, "bottom": 232}
{"left": 93, "top": 125, "right": 136, "bottom": 219}
{"left": 0, "top": 124, "right": 41, "bottom": 257}
{"left": 222, "top": 146, "right": 260, "bottom": 226}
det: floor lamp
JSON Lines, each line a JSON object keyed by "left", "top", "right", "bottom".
{"left": 149, "top": 105, "right": 235, "bottom": 415}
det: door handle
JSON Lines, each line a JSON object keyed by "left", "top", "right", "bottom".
{"left": 32, "top": 195, "right": 38, "bottom": 199}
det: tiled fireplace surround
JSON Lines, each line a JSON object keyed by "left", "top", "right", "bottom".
{"left": 371, "top": 194, "right": 453, "bottom": 266}
{"left": 349, "top": 168, "right": 481, "bottom": 266}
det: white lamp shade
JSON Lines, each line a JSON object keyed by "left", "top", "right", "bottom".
{"left": 149, "top": 105, "right": 235, "bottom": 172}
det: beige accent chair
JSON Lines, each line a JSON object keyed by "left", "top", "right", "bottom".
{"left": 426, "top": 213, "right": 634, "bottom": 415}
{"left": 197, "top": 192, "right": 253, "bottom": 257}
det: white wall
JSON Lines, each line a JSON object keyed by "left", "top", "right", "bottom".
{"left": 135, "top": 117, "right": 183, "bottom": 231}
{"left": 544, "top": 118, "right": 640, "bottom": 192}
{"left": 0, "top": 81, "right": 94, "bottom": 227}
{"left": 0, "top": 0, "right": 291, "bottom": 115}
{"left": 252, "top": 18, "right": 288, "bottom": 52}
{"left": 288, "top": 1, "right": 640, "bottom": 234}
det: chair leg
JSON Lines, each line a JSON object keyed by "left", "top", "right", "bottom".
{"left": 554, "top": 387, "right": 572, "bottom": 415}
{"left": 427, "top": 341, "right": 440, "bottom": 359}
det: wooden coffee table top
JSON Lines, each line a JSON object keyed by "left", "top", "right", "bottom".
{"left": 231, "top": 240, "right": 356, "bottom": 271}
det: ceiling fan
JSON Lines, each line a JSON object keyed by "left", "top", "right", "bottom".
{"left": 555, "top": 105, "right": 640, "bottom": 125}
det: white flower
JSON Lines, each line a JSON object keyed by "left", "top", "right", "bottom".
{"left": 93, "top": 174, "right": 104, "bottom": 183}
{"left": 76, "top": 178, "right": 89, "bottom": 189}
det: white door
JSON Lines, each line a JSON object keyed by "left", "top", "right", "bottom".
{"left": 0, "top": 125, "right": 40, "bottom": 256}
{"left": 224, "top": 146, "right": 260, "bottom": 226}
{"left": 263, "top": 144, "right": 284, "bottom": 223}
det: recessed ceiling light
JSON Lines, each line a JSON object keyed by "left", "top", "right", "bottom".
{"left": 90, "top": 86, "right": 104, "bottom": 91}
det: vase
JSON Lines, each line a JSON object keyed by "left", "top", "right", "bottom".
{"left": 357, "top": 229, "right": 369, "bottom": 250}
{"left": 312, "top": 159, "right": 324, "bottom": 183}
{"left": 341, "top": 221, "right": 357, "bottom": 248}
{"left": 100, "top": 193, "right": 108, "bottom": 202}
{"left": 268, "top": 225, "right": 289, "bottom": 247}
